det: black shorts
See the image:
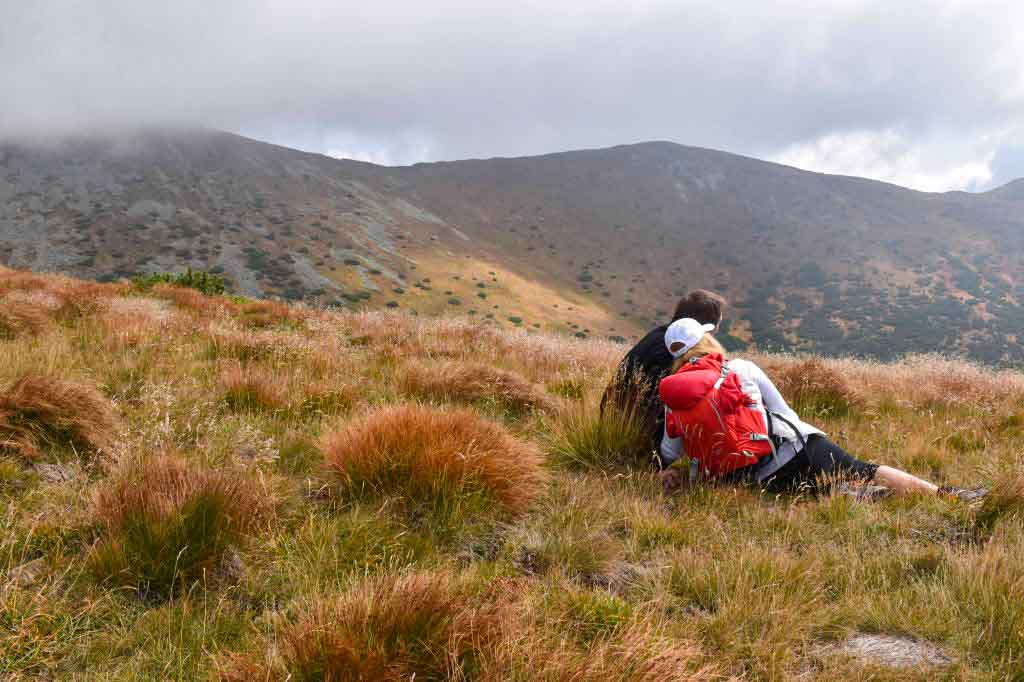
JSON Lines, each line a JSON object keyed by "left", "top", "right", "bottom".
{"left": 759, "top": 434, "right": 878, "bottom": 494}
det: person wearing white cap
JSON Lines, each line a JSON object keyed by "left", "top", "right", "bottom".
{"left": 657, "top": 319, "right": 985, "bottom": 501}
{"left": 601, "top": 290, "right": 725, "bottom": 456}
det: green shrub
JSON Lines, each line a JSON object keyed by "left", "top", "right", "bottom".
{"left": 132, "top": 268, "right": 226, "bottom": 296}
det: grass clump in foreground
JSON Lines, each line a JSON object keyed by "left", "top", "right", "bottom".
{"left": 90, "top": 454, "right": 272, "bottom": 599}
{"left": 219, "top": 570, "right": 717, "bottom": 681}
{"left": 0, "top": 374, "right": 119, "bottom": 461}
{"left": 321, "top": 404, "right": 546, "bottom": 516}
{"left": 219, "top": 570, "right": 500, "bottom": 681}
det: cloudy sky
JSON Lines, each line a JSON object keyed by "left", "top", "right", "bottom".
{"left": 4, "top": 0, "right": 1023, "bottom": 191}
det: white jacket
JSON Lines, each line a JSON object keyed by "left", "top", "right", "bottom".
{"left": 659, "top": 358, "right": 824, "bottom": 481}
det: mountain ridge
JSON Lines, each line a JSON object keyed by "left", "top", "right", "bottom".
{"left": 3, "top": 127, "right": 1024, "bottom": 362}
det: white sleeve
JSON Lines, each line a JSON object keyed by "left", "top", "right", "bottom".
{"left": 660, "top": 409, "right": 684, "bottom": 466}
{"left": 738, "top": 360, "right": 800, "bottom": 421}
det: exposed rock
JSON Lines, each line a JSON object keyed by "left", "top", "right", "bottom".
{"left": 829, "top": 633, "right": 951, "bottom": 669}
{"left": 35, "top": 462, "right": 76, "bottom": 483}
{"left": 219, "top": 546, "right": 246, "bottom": 582}
{"left": 6, "top": 557, "right": 46, "bottom": 588}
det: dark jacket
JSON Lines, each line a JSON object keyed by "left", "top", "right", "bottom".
{"left": 601, "top": 325, "right": 674, "bottom": 457}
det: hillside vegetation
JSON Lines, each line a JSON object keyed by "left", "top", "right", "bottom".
{"left": 1, "top": 266, "right": 1023, "bottom": 679}
{"left": 6, "top": 129, "right": 1024, "bottom": 361}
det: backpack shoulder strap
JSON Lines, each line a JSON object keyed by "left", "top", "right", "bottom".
{"left": 766, "top": 411, "right": 808, "bottom": 451}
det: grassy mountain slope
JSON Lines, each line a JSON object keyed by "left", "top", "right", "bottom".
{"left": 3, "top": 129, "right": 1024, "bottom": 360}
{"left": 1, "top": 267, "right": 1024, "bottom": 679}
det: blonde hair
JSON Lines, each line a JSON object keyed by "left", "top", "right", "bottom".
{"left": 672, "top": 334, "right": 727, "bottom": 372}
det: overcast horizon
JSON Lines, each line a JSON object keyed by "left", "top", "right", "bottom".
{"left": 4, "top": 1, "right": 1024, "bottom": 193}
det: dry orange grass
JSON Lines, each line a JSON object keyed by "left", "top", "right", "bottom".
{"left": 0, "top": 268, "right": 61, "bottom": 296}
{"left": 52, "top": 280, "right": 126, "bottom": 321}
{"left": 0, "top": 268, "right": 124, "bottom": 325}
{"left": 206, "top": 327, "right": 279, "bottom": 362}
{"left": 398, "top": 359, "right": 557, "bottom": 412}
{"left": 220, "top": 572, "right": 717, "bottom": 682}
{"left": 220, "top": 570, "right": 500, "bottom": 681}
{"left": 150, "top": 282, "right": 232, "bottom": 317}
{"left": 330, "top": 311, "right": 620, "bottom": 379}
{"left": 96, "top": 297, "right": 181, "bottom": 351}
{"left": 219, "top": 362, "right": 289, "bottom": 412}
{"left": 0, "top": 374, "right": 119, "bottom": 460}
{"left": 750, "top": 351, "right": 1024, "bottom": 410}
{"left": 300, "top": 381, "right": 357, "bottom": 417}
{"left": 321, "top": 404, "right": 546, "bottom": 514}
{"left": 237, "top": 300, "right": 307, "bottom": 329}
{"left": 0, "top": 298, "right": 51, "bottom": 339}
{"left": 91, "top": 454, "right": 272, "bottom": 595}
{"left": 756, "top": 355, "right": 863, "bottom": 417}
{"left": 94, "top": 454, "right": 271, "bottom": 533}
{"left": 481, "top": 624, "right": 719, "bottom": 681}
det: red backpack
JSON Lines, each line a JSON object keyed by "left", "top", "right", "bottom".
{"left": 658, "top": 353, "right": 774, "bottom": 478}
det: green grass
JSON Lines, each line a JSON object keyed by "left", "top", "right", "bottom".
{"left": 548, "top": 402, "right": 652, "bottom": 470}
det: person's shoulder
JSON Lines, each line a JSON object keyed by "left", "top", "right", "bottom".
{"left": 626, "top": 325, "right": 669, "bottom": 356}
{"left": 725, "top": 357, "right": 762, "bottom": 376}
{"left": 638, "top": 325, "right": 668, "bottom": 344}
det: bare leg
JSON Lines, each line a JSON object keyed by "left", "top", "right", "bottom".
{"left": 872, "top": 465, "right": 938, "bottom": 495}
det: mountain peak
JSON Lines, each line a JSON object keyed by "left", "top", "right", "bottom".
{"left": 986, "top": 177, "right": 1024, "bottom": 201}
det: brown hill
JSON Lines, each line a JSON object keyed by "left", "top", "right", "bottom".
{"left": 2, "top": 128, "right": 1023, "bottom": 361}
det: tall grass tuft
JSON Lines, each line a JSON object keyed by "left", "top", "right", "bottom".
{"left": 549, "top": 403, "right": 652, "bottom": 470}
{"left": 762, "top": 356, "right": 862, "bottom": 418}
{"left": 321, "top": 404, "right": 546, "bottom": 515}
{"left": 397, "top": 360, "right": 556, "bottom": 413}
{"left": 0, "top": 299, "right": 50, "bottom": 339}
{"left": 237, "top": 300, "right": 306, "bottom": 329}
{"left": 219, "top": 362, "right": 288, "bottom": 413}
{"left": 973, "top": 470, "right": 1024, "bottom": 536}
{"left": 90, "top": 454, "right": 271, "bottom": 598}
{"left": 219, "top": 571, "right": 501, "bottom": 681}
{"left": 0, "top": 374, "right": 119, "bottom": 460}
{"left": 151, "top": 282, "right": 228, "bottom": 316}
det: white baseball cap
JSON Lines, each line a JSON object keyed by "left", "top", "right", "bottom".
{"left": 665, "top": 318, "right": 715, "bottom": 358}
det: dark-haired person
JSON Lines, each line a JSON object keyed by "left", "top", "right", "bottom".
{"left": 657, "top": 317, "right": 987, "bottom": 502}
{"left": 600, "top": 290, "right": 725, "bottom": 459}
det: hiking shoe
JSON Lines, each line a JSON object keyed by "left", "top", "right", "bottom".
{"left": 939, "top": 486, "right": 989, "bottom": 503}
{"left": 836, "top": 482, "right": 895, "bottom": 502}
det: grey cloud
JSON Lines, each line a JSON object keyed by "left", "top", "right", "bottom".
{"left": 2, "top": 1, "right": 1022, "bottom": 188}
{"left": 988, "top": 145, "right": 1024, "bottom": 189}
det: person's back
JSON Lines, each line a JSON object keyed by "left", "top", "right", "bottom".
{"left": 601, "top": 290, "right": 725, "bottom": 456}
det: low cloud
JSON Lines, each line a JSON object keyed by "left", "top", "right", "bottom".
{"left": 773, "top": 129, "right": 1001, "bottom": 192}
{"left": 3, "top": 0, "right": 1023, "bottom": 190}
